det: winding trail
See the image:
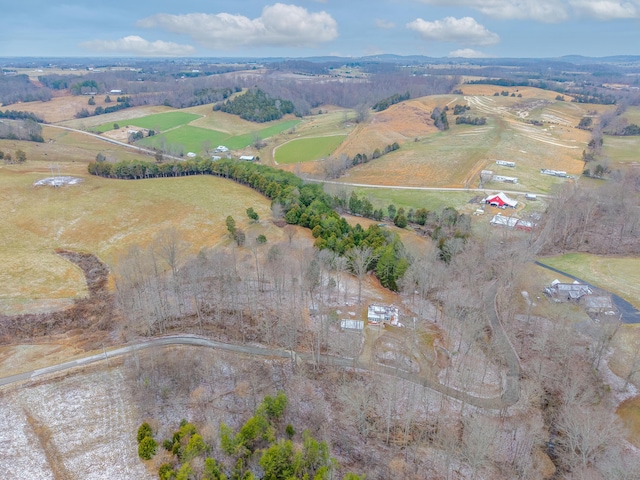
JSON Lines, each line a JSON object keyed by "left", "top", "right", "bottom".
{"left": 0, "top": 283, "right": 520, "bottom": 409}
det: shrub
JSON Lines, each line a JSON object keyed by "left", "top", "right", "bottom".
{"left": 138, "top": 436, "right": 158, "bottom": 460}
{"left": 137, "top": 422, "right": 153, "bottom": 443}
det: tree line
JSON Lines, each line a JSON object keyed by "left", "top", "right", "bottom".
{"left": 88, "top": 158, "right": 409, "bottom": 290}
{"left": 0, "top": 118, "right": 44, "bottom": 142}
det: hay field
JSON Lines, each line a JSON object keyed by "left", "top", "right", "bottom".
{"left": 1, "top": 126, "right": 150, "bottom": 164}
{"left": 538, "top": 253, "right": 640, "bottom": 309}
{"left": 1, "top": 95, "right": 147, "bottom": 124}
{"left": 0, "top": 156, "right": 273, "bottom": 314}
{"left": 603, "top": 136, "right": 640, "bottom": 164}
{"left": 336, "top": 92, "right": 588, "bottom": 192}
{"left": 94, "top": 111, "right": 201, "bottom": 133}
{"left": 275, "top": 135, "right": 347, "bottom": 164}
{"left": 333, "top": 99, "right": 441, "bottom": 159}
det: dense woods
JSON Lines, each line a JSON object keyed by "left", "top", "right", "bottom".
{"left": 216, "top": 89, "right": 295, "bottom": 122}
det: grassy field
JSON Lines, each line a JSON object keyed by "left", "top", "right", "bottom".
{"left": 603, "top": 135, "right": 640, "bottom": 164}
{"left": 275, "top": 135, "right": 347, "bottom": 164}
{"left": 537, "top": 253, "right": 640, "bottom": 309}
{"left": 93, "top": 111, "right": 201, "bottom": 133}
{"left": 137, "top": 119, "right": 301, "bottom": 154}
{"left": 0, "top": 159, "right": 273, "bottom": 315}
{"left": 336, "top": 92, "right": 589, "bottom": 192}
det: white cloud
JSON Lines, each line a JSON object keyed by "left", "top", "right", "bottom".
{"left": 416, "top": 0, "right": 640, "bottom": 21}
{"left": 407, "top": 17, "right": 500, "bottom": 45}
{"left": 137, "top": 3, "right": 338, "bottom": 50}
{"left": 416, "top": 1, "right": 569, "bottom": 22}
{"left": 375, "top": 19, "right": 396, "bottom": 29}
{"left": 81, "top": 36, "right": 195, "bottom": 56}
{"left": 569, "top": 0, "right": 640, "bottom": 19}
{"left": 448, "top": 48, "right": 493, "bottom": 58}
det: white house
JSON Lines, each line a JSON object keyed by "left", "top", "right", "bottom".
{"left": 186, "top": 152, "right": 197, "bottom": 158}
{"left": 367, "top": 304, "right": 400, "bottom": 325}
{"left": 215, "top": 146, "right": 229, "bottom": 153}
{"left": 239, "top": 155, "right": 256, "bottom": 162}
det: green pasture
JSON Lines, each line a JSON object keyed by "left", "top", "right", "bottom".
{"left": 538, "top": 253, "right": 640, "bottom": 309}
{"left": 322, "top": 183, "right": 473, "bottom": 212}
{"left": 139, "top": 119, "right": 302, "bottom": 154}
{"left": 138, "top": 125, "right": 229, "bottom": 152}
{"left": 93, "top": 111, "right": 201, "bottom": 133}
{"left": 275, "top": 135, "right": 347, "bottom": 164}
{"left": 622, "top": 106, "right": 640, "bottom": 125}
{"left": 603, "top": 135, "right": 640, "bottom": 164}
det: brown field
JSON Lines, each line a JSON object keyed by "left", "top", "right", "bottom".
{"left": 0, "top": 151, "right": 274, "bottom": 314}
{"left": 333, "top": 99, "right": 440, "bottom": 158}
{"left": 1, "top": 95, "right": 142, "bottom": 124}
{"left": 0, "top": 126, "right": 154, "bottom": 164}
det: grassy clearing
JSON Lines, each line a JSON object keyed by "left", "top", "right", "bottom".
{"left": 603, "top": 135, "right": 640, "bottom": 164}
{"left": 94, "top": 111, "right": 201, "bottom": 133}
{"left": 537, "top": 253, "right": 640, "bottom": 309}
{"left": 0, "top": 160, "right": 273, "bottom": 314}
{"left": 275, "top": 135, "right": 347, "bottom": 164}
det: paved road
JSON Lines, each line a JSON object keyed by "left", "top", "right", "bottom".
{"left": 0, "top": 291, "right": 521, "bottom": 410}
{"left": 535, "top": 261, "right": 640, "bottom": 324}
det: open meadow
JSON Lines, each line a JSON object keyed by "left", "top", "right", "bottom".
{"left": 0, "top": 144, "right": 275, "bottom": 314}
{"left": 274, "top": 134, "right": 347, "bottom": 164}
{"left": 92, "top": 111, "right": 202, "bottom": 133}
{"left": 333, "top": 89, "right": 592, "bottom": 193}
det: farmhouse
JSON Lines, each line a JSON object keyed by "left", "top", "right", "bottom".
{"left": 215, "top": 145, "right": 229, "bottom": 153}
{"left": 484, "top": 192, "right": 518, "bottom": 208}
{"left": 186, "top": 152, "right": 197, "bottom": 158}
{"left": 544, "top": 279, "right": 593, "bottom": 301}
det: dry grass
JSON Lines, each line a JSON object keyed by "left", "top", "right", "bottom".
{"left": 1, "top": 96, "right": 168, "bottom": 125}
{"left": 0, "top": 152, "right": 273, "bottom": 314}
{"left": 616, "top": 395, "right": 640, "bottom": 448}
{"left": 336, "top": 92, "right": 589, "bottom": 192}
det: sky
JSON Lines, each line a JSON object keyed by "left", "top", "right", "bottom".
{"left": 2, "top": 0, "right": 640, "bottom": 59}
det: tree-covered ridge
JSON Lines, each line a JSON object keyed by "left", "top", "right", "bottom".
{"left": 137, "top": 392, "right": 364, "bottom": 480}
{"left": 88, "top": 158, "right": 408, "bottom": 290}
{"left": 372, "top": 91, "right": 410, "bottom": 112}
{"left": 0, "top": 118, "right": 44, "bottom": 142}
{"left": 216, "top": 89, "right": 295, "bottom": 122}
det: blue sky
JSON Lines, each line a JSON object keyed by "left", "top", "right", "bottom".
{"left": 2, "top": 0, "right": 640, "bottom": 58}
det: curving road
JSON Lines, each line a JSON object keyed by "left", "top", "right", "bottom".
{"left": 0, "top": 283, "right": 521, "bottom": 410}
